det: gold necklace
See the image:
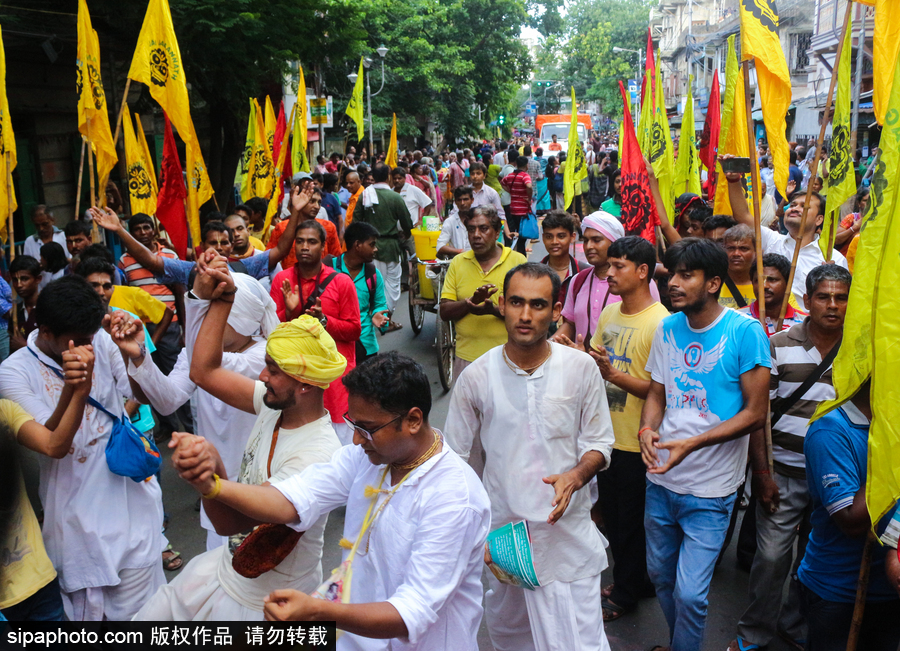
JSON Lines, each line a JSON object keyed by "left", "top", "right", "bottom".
{"left": 503, "top": 342, "right": 552, "bottom": 375}
{"left": 390, "top": 429, "right": 442, "bottom": 472}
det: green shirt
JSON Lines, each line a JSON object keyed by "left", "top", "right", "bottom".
{"left": 600, "top": 197, "right": 622, "bottom": 218}
{"left": 352, "top": 187, "right": 414, "bottom": 263}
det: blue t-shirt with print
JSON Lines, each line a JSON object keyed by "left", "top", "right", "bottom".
{"left": 798, "top": 405, "right": 897, "bottom": 603}
{"left": 646, "top": 307, "right": 770, "bottom": 498}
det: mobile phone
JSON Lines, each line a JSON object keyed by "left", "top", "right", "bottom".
{"left": 720, "top": 157, "right": 752, "bottom": 174}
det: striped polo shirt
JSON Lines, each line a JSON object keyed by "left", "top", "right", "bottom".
{"left": 769, "top": 319, "right": 837, "bottom": 479}
{"left": 119, "top": 243, "right": 179, "bottom": 321}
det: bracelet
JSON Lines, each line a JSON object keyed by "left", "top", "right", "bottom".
{"left": 638, "top": 426, "right": 654, "bottom": 437}
{"left": 219, "top": 289, "right": 237, "bottom": 297}
{"left": 202, "top": 474, "right": 222, "bottom": 499}
{"left": 752, "top": 469, "right": 770, "bottom": 476}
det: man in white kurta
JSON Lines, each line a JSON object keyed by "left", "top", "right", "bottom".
{"left": 0, "top": 279, "right": 165, "bottom": 621}
{"left": 123, "top": 273, "right": 274, "bottom": 550}
{"left": 446, "top": 264, "right": 615, "bottom": 651}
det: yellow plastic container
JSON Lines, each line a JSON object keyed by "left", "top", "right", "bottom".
{"left": 412, "top": 229, "right": 441, "bottom": 299}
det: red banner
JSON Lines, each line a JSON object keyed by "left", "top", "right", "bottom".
{"left": 618, "top": 80, "right": 660, "bottom": 244}
{"left": 155, "top": 112, "right": 188, "bottom": 259}
{"left": 699, "top": 69, "right": 721, "bottom": 202}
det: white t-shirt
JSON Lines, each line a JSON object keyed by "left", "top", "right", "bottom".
{"left": 492, "top": 152, "right": 506, "bottom": 167}
{"left": 397, "top": 183, "right": 432, "bottom": 226}
{"left": 760, "top": 229, "right": 848, "bottom": 305}
{"left": 216, "top": 381, "right": 341, "bottom": 610}
{"left": 436, "top": 213, "right": 470, "bottom": 254}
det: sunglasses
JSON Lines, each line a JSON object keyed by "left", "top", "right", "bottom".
{"left": 343, "top": 410, "right": 407, "bottom": 441}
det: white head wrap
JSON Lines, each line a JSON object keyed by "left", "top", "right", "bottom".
{"left": 581, "top": 211, "right": 625, "bottom": 243}
{"left": 229, "top": 273, "right": 279, "bottom": 339}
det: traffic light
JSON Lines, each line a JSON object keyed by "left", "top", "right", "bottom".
{"left": 498, "top": 114, "right": 506, "bottom": 125}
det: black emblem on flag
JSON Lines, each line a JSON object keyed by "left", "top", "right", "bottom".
{"left": 742, "top": 0, "right": 779, "bottom": 32}
{"left": 150, "top": 47, "right": 169, "bottom": 87}
{"left": 829, "top": 124, "right": 850, "bottom": 187}
{"left": 88, "top": 63, "right": 105, "bottom": 110}
{"left": 252, "top": 148, "right": 272, "bottom": 183}
{"left": 76, "top": 66, "right": 84, "bottom": 100}
{"left": 128, "top": 163, "right": 153, "bottom": 200}
{"left": 620, "top": 170, "right": 654, "bottom": 237}
{"left": 649, "top": 122, "right": 667, "bottom": 164}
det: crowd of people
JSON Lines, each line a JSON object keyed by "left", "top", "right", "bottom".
{"left": 0, "top": 131, "right": 896, "bottom": 651}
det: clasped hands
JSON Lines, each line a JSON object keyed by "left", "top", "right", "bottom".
{"left": 169, "top": 431, "right": 219, "bottom": 496}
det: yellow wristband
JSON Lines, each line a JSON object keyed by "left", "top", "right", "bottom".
{"left": 202, "top": 474, "right": 222, "bottom": 500}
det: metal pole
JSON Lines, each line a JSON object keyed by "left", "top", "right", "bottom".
{"left": 850, "top": 8, "right": 866, "bottom": 156}
{"left": 367, "top": 69, "right": 374, "bottom": 157}
{"left": 637, "top": 48, "right": 642, "bottom": 125}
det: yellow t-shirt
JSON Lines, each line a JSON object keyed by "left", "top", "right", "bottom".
{"left": 0, "top": 399, "right": 57, "bottom": 609}
{"left": 109, "top": 285, "right": 168, "bottom": 324}
{"left": 249, "top": 235, "right": 266, "bottom": 252}
{"left": 590, "top": 301, "right": 671, "bottom": 452}
{"left": 440, "top": 247, "right": 528, "bottom": 362}
{"left": 718, "top": 280, "right": 755, "bottom": 310}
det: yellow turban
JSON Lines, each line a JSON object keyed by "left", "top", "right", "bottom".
{"left": 266, "top": 315, "right": 347, "bottom": 388}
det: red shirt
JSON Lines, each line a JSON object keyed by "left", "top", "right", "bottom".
{"left": 267, "top": 217, "right": 342, "bottom": 268}
{"left": 502, "top": 169, "right": 533, "bottom": 216}
{"left": 270, "top": 264, "right": 361, "bottom": 423}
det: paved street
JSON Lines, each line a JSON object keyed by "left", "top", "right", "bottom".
{"left": 159, "top": 242, "right": 797, "bottom": 651}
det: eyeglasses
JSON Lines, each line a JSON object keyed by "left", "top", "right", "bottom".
{"left": 343, "top": 411, "right": 406, "bottom": 441}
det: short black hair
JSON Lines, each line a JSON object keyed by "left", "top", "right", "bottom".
{"left": 40, "top": 242, "right": 67, "bottom": 273}
{"left": 75, "top": 256, "right": 116, "bottom": 281}
{"left": 470, "top": 161, "right": 487, "bottom": 175}
{"left": 690, "top": 205, "right": 713, "bottom": 224}
{"left": 607, "top": 236, "right": 656, "bottom": 283}
{"left": 34, "top": 276, "right": 106, "bottom": 337}
{"left": 503, "top": 262, "right": 561, "bottom": 305}
{"left": 750, "top": 252, "right": 791, "bottom": 282}
{"left": 391, "top": 167, "right": 406, "bottom": 177}
{"left": 244, "top": 197, "right": 268, "bottom": 215}
{"left": 296, "top": 219, "right": 326, "bottom": 244}
{"left": 10, "top": 255, "right": 41, "bottom": 278}
{"left": 664, "top": 237, "right": 729, "bottom": 299}
{"left": 79, "top": 243, "right": 116, "bottom": 265}
{"left": 128, "top": 213, "right": 155, "bottom": 234}
{"left": 234, "top": 203, "right": 252, "bottom": 216}
{"left": 342, "top": 351, "right": 432, "bottom": 420}
{"left": 201, "top": 221, "right": 232, "bottom": 243}
{"left": 541, "top": 209, "right": 576, "bottom": 234}
{"left": 516, "top": 155, "right": 529, "bottom": 168}
{"left": 64, "top": 220, "right": 93, "bottom": 238}
{"left": 805, "top": 263, "right": 852, "bottom": 297}
{"left": 702, "top": 214, "right": 737, "bottom": 233}
{"left": 343, "top": 221, "right": 379, "bottom": 249}
{"left": 372, "top": 163, "right": 391, "bottom": 183}
{"left": 723, "top": 223, "right": 755, "bottom": 246}
{"left": 789, "top": 150, "right": 798, "bottom": 165}
{"left": 201, "top": 211, "right": 227, "bottom": 228}
{"left": 453, "top": 185, "right": 474, "bottom": 200}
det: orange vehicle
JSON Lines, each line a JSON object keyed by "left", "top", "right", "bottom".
{"left": 535, "top": 114, "right": 593, "bottom": 153}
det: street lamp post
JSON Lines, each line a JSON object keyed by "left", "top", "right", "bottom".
{"left": 613, "top": 46, "right": 642, "bottom": 125}
{"left": 348, "top": 46, "right": 388, "bottom": 157}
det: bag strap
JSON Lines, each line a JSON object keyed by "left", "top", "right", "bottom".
{"left": 771, "top": 338, "right": 841, "bottom": 427}
{"left": 293, "top": 267, "right": 339, "bottom": 316}
{"left": 364, "top": 262, "right": 376, "bottom": 316}
{"left": 723, "top": 275, "right": 748, "bottom": 309}
{"left": 27, "top": 347, "right": 118, "bottom": 421}
{"left": 570, "top": 267, "right": 593, "bottom": 303}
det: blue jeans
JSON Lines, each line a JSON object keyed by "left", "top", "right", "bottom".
{"left": 1, "top": 577, "right": 65, "bottom": 621}
{"left": 645, "top": 481, "right": 736, "bottom": 651}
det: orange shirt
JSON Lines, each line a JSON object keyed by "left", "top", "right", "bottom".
{"left": 268, "top": 217, "right": 342, "bottom": 268}
{"left": 344, "top": 188, "right": 363, "bottom": 227}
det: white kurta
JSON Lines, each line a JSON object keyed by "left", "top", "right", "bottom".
{"left": 274, "top": 441, "right": 491, "bottom": 651}
{"left": 0, "top": 330, "right": 164, "bottom": 594}
{"left": 445, "top": 342, "right": 614, "bottom": 585}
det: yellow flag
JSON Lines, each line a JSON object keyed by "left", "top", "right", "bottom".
{"left": 637, "top": 72, "right": 653, "bottom": 153}
{"left": 740, "top": 0, "right": 791, "bottom": 198}
{"left": 813, "top": 53, "right": 900, "bottom": 527}
{"left": 386, "top": 114, "right": 398, "bottom": 168}
{"left": 650, "top": 70, "right": 675, "bottom": 223}
{"left": 0, "top": 25, "right": 17, "bottom": 242}
{"left": 822, "top": 20, "right": 857, "bottom": 258}
{"left": 346, "top": 58, "right": 365, "bottom": 143}
{"left": 135, "top": 113, "right": 158, "bottom": 197}
{"left": 122, "top": 111, "right": 158, "bottom": 216}
{"left": 266, "top": 104, "right": 295, "bottom": 233}
{"left": 714, "top": 35, "right": 755, "bottom": 216}
{"left": 239, "top": 98, "right": 257, "bottom": 202}
{"left": 128, "top": 0, "right": 211, "bottom": 245}
{"left": 77, "top": 0, "right": 117, "bottom": 205}
{"left": 564, "top": 87, "right": 588, "bottom": 210}
{"left": 252, "top": 99, "right": 274, "bottom": 199}
{"left": 873, "top": 0, "right": 900, "bottom": 125}
{"left": 264, "top": 95, "right": 277, "bottom": 160}
{"left": 292, "top": 64, "right": 309, "bottom": 173}
{"left": 674, "top": 77, "right": 702, "bottom": 198}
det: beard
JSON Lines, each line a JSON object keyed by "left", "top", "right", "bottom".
{"left": 262, "top": 390, "right": 297, "bottom": 411}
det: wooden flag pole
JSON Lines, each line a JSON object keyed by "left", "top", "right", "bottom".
{"left": 111, "top": 78, "right": 132, "bottom": 148}
{"left": 85, "top": 117, "right": 100, "bottom": 242}
{"left": 826, "top": 210, "right": 836, "bottom": 262}
{"left": 6, "top": 151, "right": 17, "bottom": 335}
{"left": 73, "top": 138, "right": 87, "bottom": 223}
{"left": 743, "top": 59, "right": 773, "bottom": 474}
{"left": 846, "top": 532, "right": 875, "bottom": 651}
{"left": 777, "top": 0, "right": 852, "bottom": 331}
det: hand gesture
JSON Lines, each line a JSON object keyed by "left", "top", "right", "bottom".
{"left": 103, "top": 311, "right": 145, "bottom": 360}
{"left": 752, "top": 472, "right": 781, "bottom": 514}
{"left": 169, "top": 431, "right": 217, "bottom": 495}
{"left": 305, "top": 297, "right": 324, "bottom": 320}
{"left": 263, "top": 589, "right": 315, "bottom": 622}
{"left": 589, "top": 346, "right": 615, "bottom": 380}
{"left": 786, "top": 178, "right": 797, "bottom": 196}
{"left": 542, "top": 470, "right": 582, "bottom": 524}
{"left": 648, "top": 436, "right": 696, "bottom": 475}
{"left": 88, "top": 206, "right": 120, "bottom": 232}
{"left": 718, "top": 154, "right": 743, "bottom": 184}
{"left": 290, "top": 183, "right": 313, "bottom": 215}
{"left": 639, "top": 427, "right": 661, "bottom": 470}
{"left": 470, "top": 284, "right": 497, "bottom": 305}
{"left": 195, "top": 250, "right": 234, "bottom": 300}
{"left": 550, "top": 332, "right": 584, "bottom": 351}
{"left": 61, "top": 341, "right": 94, "bottom": 392}
{"left": 371, "top": 310, "right": 389, "bottom": 329}
{"left": 281, "top": 280, "right": 300, "bottom": 316}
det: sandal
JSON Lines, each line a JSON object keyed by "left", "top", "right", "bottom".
{"left": 601, "top": 596, "right": 629, "bottom": 622}
{"left": 162, "top": 545, "right": 183, "bottom": 572}
{"left": 385, "top": 320, "right": 403, "bottom": 333}
{"left": 726, "top": 637, "right": 760, "bottom": 651}
{"left": 601, "top": 583, "right": 614, "bottom": 598}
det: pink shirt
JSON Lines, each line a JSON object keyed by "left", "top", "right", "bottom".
{"left": 561, "top": 268, "right": 661, "bottom": 340}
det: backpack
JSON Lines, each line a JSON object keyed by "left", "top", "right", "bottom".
{"left": 588, "top": 166, "right": 608, "bottom": 207}
{"left": 328, "top": 255, "right": 378, "bottom": 316}
{"left": 553, "top": 168, "right": 564, "bottom": 192}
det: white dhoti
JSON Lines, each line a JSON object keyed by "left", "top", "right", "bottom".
{"left": 485, "top": 572, "right": 610, "bottom": 651}
{"left": 64, "top": 563, "right": 165, "bottom": 622}
{"left": 374, "top": 260, "right": 401, "bottom": 312}
{"left": 134, "top": 548, "right": 264, "bottom": 622}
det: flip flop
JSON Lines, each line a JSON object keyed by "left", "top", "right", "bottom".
{"left": 601, "top": 596, "right": 628, "bottom": 622}
{"left": 162, "top": 545, "right": 183, "bottom": 572}
{"left": 726, "top": 637, "right": 760, "bottom": 651}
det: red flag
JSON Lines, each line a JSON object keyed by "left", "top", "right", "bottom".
{"left": 618, "top": 80, "right": 660, "bottom": 244}
{"left": 698, "top": 70, "right": 721, "bottom": 202}
{"left": 642, "top": 28, "right": 656, "bottom": 106}
{"left": 156, "top": 112, "right": 188, "bottom": 259}
{"left": 273, "top": 100, "right": 288, "bottom": 206}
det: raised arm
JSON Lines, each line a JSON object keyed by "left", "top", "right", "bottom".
{"left": 188, "top": 254, "right": 257, "bottom": 414}
{"left": 718, "top": 155, "right": 753, "bottom": 226}
{"left": 645, "top": 157, "right": 681, "bottom": 244}
{"left": 267, "top": 185, "right": 311, "bottom": 271}
{"left": 90, "top": 207, "right": 165, "bottom": 276}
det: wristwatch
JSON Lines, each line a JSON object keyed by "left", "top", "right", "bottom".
{"left": 319, "top": 315, "right": 328, "bottom": 328}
